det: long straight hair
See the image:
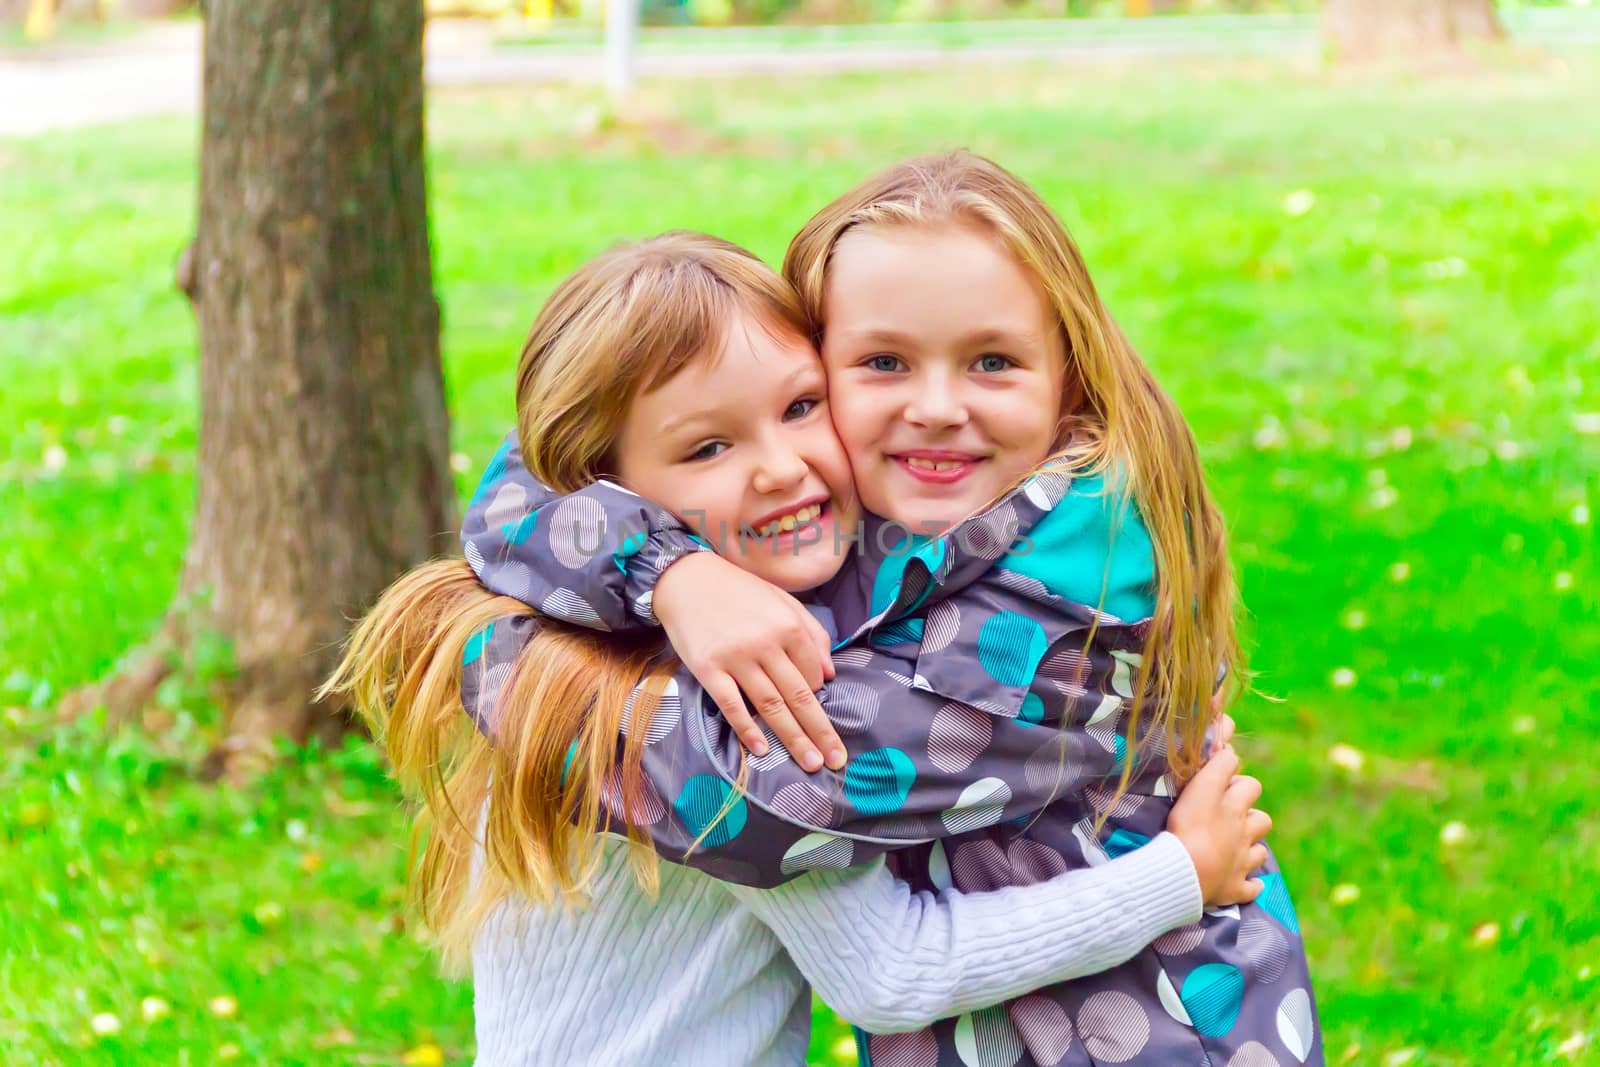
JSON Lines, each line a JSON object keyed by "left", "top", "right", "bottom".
{"left": 785, "top": 152, "right": 1243, "bottom": 785}
{"left": 323, "top": 232, "right": 811, "bottom": 971}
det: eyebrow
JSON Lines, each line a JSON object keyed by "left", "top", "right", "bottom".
{"left": 655, "top": 362, "right": 823, "bottom": 438}
{"left": 840, "top": 326, "right": 1037, "bottom": 348}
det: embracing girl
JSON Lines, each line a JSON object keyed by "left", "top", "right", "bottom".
{"left": 459, "top": 152, "right": 1321, "bottom": 1064}
{"left": 328, "top": 228, "right": 1269, "bottom": 1065}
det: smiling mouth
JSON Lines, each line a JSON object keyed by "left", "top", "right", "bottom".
{"left": 749, "top": 500, "right": 831, "bottom": 540}
{"left": 890, "top": 454, "right": 984, "bottom": 484}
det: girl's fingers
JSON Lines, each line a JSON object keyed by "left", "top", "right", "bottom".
{"left": 1186, "top": 744, "right": 1240, "bottom": 801}
{"left": 1235, "top": 877, "right": 1264, "bottom": 904}
{"left": 705, "top": 674, "right": 767, "bottom": 758}
{"left": 1225, "top": 774, "right": 1263, "bottom": 811}
{"left": 761, "top": 654, "right": 841, "bottom": 771}
{"left": 740, "top": 667, "right": 821, "bottom": 773}
{"left": 1245, "top": 807, "right": 1273, "bottom": 842}
{"left": 1214, "top": 713, "right": 1236, "bottom": 747}
{"left": 1246, "top": 843, "right": 1269, "bottom": 872}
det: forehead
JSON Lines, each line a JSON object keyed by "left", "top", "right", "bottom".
{"left": 825, "top": 222, "right": 1051, "bottom": 338}
{"left": 633, "top": 311, "right": 822, "bottom": 426}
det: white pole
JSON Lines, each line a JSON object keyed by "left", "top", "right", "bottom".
{"left": 604, "top": 0, "right": 639, "bottom": 100}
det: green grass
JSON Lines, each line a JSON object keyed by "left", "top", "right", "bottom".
{"left": 4, "top": 52, "right": 1599, "bottom": 1066}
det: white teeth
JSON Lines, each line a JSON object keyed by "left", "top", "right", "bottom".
{"left": 906, "top": 457, "right": 966, "bottom": 472}
{"left": 757, "top": 503, "right": 824, "bottom": 537}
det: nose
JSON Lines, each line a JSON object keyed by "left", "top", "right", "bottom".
{"left": 904, "top": 369, "right": 969, "bottom": 430}
{"left": 751, "top": 434, "right": 809, "bottom": 496}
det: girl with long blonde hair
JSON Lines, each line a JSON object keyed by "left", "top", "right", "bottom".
{"left": 467, "top": 154, "right": 1319, "bottom": 1064}
{"left": 331, "top": 231, "right": 1269, "bottom": 1066}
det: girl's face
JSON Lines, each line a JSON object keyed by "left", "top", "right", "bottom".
{"left": 820, "top": 221, "right": 1066, "bottom": 531}
{"left": 613, "top": 310, "right": 860, "bottom": 593}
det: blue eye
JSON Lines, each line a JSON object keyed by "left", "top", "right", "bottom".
{"left": 686, "top": 442, "right": 728, "bottom": 462}
{"left": 866, "top": 354, "right": 904, "bottom": 373}
{"left": 785, "top": 397, "right": 819, "bottom": 420}
{"left": 976, "top": 354, "right": 1013, "bottom": 373}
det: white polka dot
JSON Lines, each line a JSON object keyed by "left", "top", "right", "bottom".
{"left": 941, "top": 777, "right": 1012, "bottom": 835}
{"left": 1011, "top": 994, "right": 1073, "bottom": 1064}
{"left": 1006, "top": 838, "right": 1067, "bottom": 885}
{"left": 834, "top": 647, "right": 876, "bottom": 669}
{"left": 950, "top": 839, "right": 1011, "bottom": 892}
{"left": 1153, "top": 922, "right": 1206, "bottom": 955}
{"left": 1276, "top": 988, "right": 1315, "bottom": 1063}
{"left": 927, "top": 840, "right": 953, "bottom": 890}
{"left": 1077, "top": 991, "right": 1151, "bottom": 1063}
{"left": 620, "top": 681, "right": 680, "bottom": 745}
{"left": 922, "top": 601, "right": 963, "bottom": 654}
{"left": 484, "top": 480, "right": 528, "bottom": 536}
{"left": 768, "top": 781, "right": 832, "bottom": 826}
{"left": 549, "top": 496, "right": 608, "bottom": 570}
{"left": 954, "top": 1005, "right": 1024, "bottom": 1067}
{"left": 928, "top": 703, "right": 994, "bottom": 772}
{"left": 1228, "top": 1042, "right": 1282, "bottom": 1067}
{"left": 1239, "top": 916, "right": 1292, "bottom": 983}
{"left": 868, "top": 1030, "right": 939, "bottom": 1067}
{"left": 1156, "top": 968, "right": 1192, "bottom": 1026}
{"left": 780, "top": 832, "right": 853, "bottom": 875}
{"left": 826, "top": 681, "right": 881, "bottom": 735}
{"left": 601, "top": 768, "right": 664, "bottom": 826}
{"left": 541, "top": 589, "right": 604, "bottom": 629}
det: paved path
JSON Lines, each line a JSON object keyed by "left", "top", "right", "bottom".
{"left": 1, "top": 17, "right": 1313, "bottom": 137}
{"left": 2, "top": 11, "right": 1594, "bottom": 137}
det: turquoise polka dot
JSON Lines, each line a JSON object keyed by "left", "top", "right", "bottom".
{"left": 1104, "top": 828, "right": 1152, "bottom": 859}
{"left": 463, "top": 622, "right": 494, "bottom": 666}
{"left": 1257, "top": 871, "right": 1300, "bottom": 934}
{"left": 844, "top": 748, "right": 917, "bottom": 816}
{"left": 1180, "top": 963, "right": 1245, "bottom": 1037}
{"left": 871, "top": 617, "right": 925, "bottom": 648}
{"left": 1018, "top": 692, "right": 1046, "bottom": 726}
{"left": 470, "top": 439, "right": 513, "bottom": 507}
{"left": 503, "top": 510, "right": 538, "bottom": 547}
{"left": 612, "top": 530, "right": 647, "bottom": 574}
{"left": 674, "top": 775, "right": 748, "bottom": 847}
{"left": 999, "top": 472, "right": 1157, "bottom": 621}
{"left": 976, "top": 612, "right": 1049, "bottom": 687}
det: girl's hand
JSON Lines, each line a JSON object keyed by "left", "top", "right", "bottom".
{"left": 1166, "top": 743, "right": 1273, "bottom": 907}
{"left": 653, "top": 553, "right": 845, "bottom": 773}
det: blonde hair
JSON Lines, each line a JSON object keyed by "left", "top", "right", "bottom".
{"left": 323, "top": 232, "right": 809, "bottom": 972}
{"left": 784, "top": 151, "right": 1242, "bottom": 787}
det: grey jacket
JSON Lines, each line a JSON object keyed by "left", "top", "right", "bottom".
{"left": 460, "top": 431, "right": 1321, "bottom": 1066}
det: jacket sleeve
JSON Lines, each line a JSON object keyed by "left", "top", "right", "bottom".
{"left": 461, "top": 430, "right": 709, "bottom": 631}
{"left": 725, "top": 835, "right": 1200, "bottom": 1032}
{"left": 591, "top": 636, "right": 1142, "bottom": 888}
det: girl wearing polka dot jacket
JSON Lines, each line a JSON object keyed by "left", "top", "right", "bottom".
{"left": 462, "top": 153, "right": 1321, "bottom": 1066}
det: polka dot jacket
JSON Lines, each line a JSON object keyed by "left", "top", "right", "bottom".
{"left": 460, "top": 431, "right": 1322, "bottom": 1067}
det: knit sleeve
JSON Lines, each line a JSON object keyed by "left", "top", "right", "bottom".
{"left": 727, "top": 832, "right": 1201, "bottom": 1032}
{"left": 461, "top": 430, "right": 710, "bottom": 631}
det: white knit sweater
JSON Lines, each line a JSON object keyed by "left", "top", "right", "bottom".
{"left": 472, "top": 831, "right": 1201, "bottom": 1066}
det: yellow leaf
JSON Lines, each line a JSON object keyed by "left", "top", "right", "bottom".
{"left": 403, "top": 1043, "right": 446, "bottom": 1067}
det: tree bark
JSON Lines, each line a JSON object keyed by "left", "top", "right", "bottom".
{"left": 185, "top": 0, "right": 454, "bottom": 768}
{"left": 1324, "top": 0, "right": 1506, "bottom": 63}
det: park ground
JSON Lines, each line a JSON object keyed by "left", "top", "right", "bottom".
{"left": 3, "top": 41, "right": 1599, "bottom": 1067}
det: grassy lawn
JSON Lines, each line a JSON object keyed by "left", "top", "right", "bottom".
{"left": 4, "top": 52, "right": 1599, "bottom": 1065}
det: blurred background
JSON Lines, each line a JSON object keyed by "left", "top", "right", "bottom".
{"left": 3, "top": 0, "right": 1597, "bottom": 1064}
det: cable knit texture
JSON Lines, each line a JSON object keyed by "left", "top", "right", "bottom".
{"left": 473, "top": 832, "right": 1199, "bottom": 1065}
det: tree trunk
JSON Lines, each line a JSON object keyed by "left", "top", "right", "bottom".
{"left": 186, "top": 0, "right": 454, "bottom": 767}
{"left": 1324, "top": 0, "right": 1506, "bottom": 63}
